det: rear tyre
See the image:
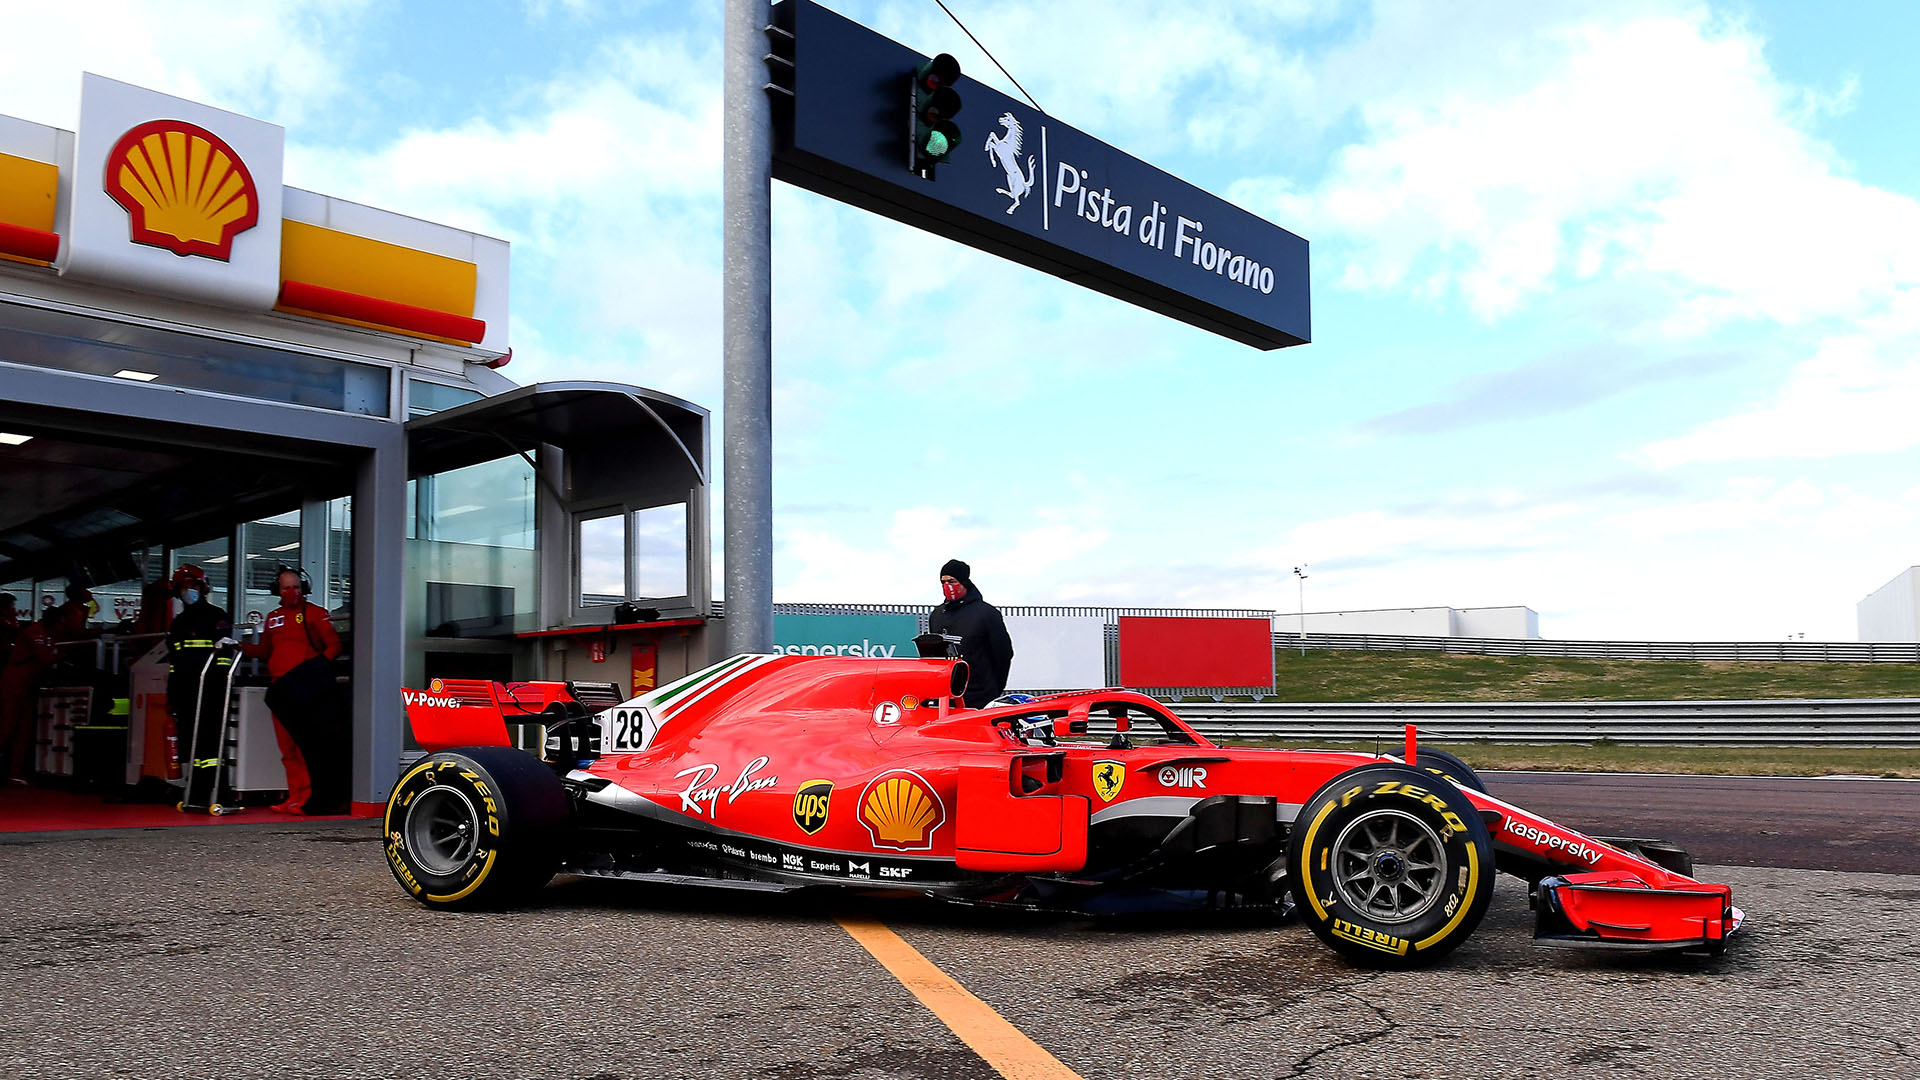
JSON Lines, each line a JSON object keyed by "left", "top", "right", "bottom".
{"left": 1414, "top": 746, "right": 1487, "bottom": 793}
{"left": 384, "top": 747, "right": 569, "bottom": 909}
{"left": 1288, "top": 763, "right": 1496, "bottom": 969}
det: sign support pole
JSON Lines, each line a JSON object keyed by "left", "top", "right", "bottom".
{"left": 723, "top": 0, "right": 775, "bottom": 654}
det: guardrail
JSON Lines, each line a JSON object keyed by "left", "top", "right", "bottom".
{"left": 1272, "top": 631, "right": 1920, "bottom": 663}
{"left": 1168, "top": 698, "right": 1920, "bottom": 746}
{"left": 731, "top": 604, "right": 1916, "bottom": 663}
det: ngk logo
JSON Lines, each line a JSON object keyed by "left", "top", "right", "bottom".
{"left": 1156, "top": 765, "right": 1208, "bottom": 789}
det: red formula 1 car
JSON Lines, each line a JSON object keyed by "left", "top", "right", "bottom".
{"left": 386, "top": 656, "right": 1742, "bottom": 968}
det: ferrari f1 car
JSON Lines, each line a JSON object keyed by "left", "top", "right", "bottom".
{"left": 388, "top": 655, "right": 1743, "bottom": 968}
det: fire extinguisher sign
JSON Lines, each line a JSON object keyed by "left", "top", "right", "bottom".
{"left": 631, "top": 642, "right": 658, "bottom": 697}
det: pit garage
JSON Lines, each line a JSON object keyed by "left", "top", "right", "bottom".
{"left": 0, "top": 77, "right": 712, "bottom": 830}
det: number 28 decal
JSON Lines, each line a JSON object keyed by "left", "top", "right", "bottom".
{"left": 606, "top": 707, "right": 659, "bottom": 752}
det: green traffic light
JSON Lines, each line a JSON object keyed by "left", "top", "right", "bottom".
{"left": 909, "top": 52, "right": 963, "bottom": 175}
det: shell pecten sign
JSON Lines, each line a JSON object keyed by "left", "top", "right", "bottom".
{"left": 104, "top": 119, "right": 259, "bottom": 260}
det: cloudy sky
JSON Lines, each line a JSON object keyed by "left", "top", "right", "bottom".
{"left": 8, "top": 0, "right": 1917, "bottom": 640}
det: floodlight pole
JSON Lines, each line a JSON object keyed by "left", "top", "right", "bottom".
{"left": 723, "top": 0, "right": 775, "bottom": 654}
{"left": 1293, "top": 565, "right": 1309, "bottom": 658}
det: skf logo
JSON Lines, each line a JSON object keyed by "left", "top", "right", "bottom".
{"left": 859, "top": 769, "right": 946, "bottom": 851}
{"left": 793, "top": 779, "right": 833, "bottom": 835}
{"left": 1157, "top": 765, "right": 1208, "bottom": 789}
{"left": 1091, "top": 760, "right": 1126, "bottom": 803}
{"left": 104, "top": 119, "right": 260, "bottom": 260}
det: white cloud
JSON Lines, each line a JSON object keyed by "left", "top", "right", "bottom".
{"left": 1640, "top": 295, "right": 1920, "bottom": 466}
{"left": 1239, "top": 4, "right": 1909, "bottom": 327}
{"left": 776, "top": 506, "right": 1109, "bottom": 603}
{"left": 0, "top": 1, "right": 372, "bottom": 129}
{"left": 1270, "top": 475, "right": 1916, "bottom": 641}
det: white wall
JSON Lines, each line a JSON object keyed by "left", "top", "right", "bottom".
{"left": 1456, "top": 606, "right": 1541, "bottom": 639}
{"left": 1275, "top": 605, "right": 1542, "bottom": 639}
{"left": 1282, "top": 608, "right": 1458, "bottom": 636}
{"left": 1858, "top": 567, "right": 1920, "bottom": 642}
{"left": 1003, "top": 615, "right": 1107, "bottom": 691}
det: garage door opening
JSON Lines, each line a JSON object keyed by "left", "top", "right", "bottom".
{"left": 0, "top": 424, "right": 365, "bottom": 832}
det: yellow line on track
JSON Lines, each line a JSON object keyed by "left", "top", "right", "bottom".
{"left": 835, "top": 916, "right": 1084, "bottom": 1080}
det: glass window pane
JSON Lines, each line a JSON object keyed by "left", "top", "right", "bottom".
{"left": 241, "top": 512, "right": 302, "bottom": 624}
{"left": 578, "top": 514, "right": 626, "bottom": 607}
{"left": 87, "top": 548, "right": 159, "bottom": 628}
{"left": 633, "top": 503, "right": 687, "bottom": 600}
{"left": 409, "top": 379, "right": 485, "bottom": 418}
{"left": 0, "top": 580, "right": 26, "bottom": 621}
{"left": 410, "top": 457, "right": 535, "bottom": 549}
{"left": 0, "top": 301, "right": 390, "bottom": 416}
{"left": 328, "top": 497, "right": 353, "bottom": 614}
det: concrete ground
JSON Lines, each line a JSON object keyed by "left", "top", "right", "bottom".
{"left": 2, "top": 776, "right": 1916, "bottom": 1079}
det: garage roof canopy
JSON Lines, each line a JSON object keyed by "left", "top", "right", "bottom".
{"left": 405, "top": 381, "right": 708, "bottom": 488}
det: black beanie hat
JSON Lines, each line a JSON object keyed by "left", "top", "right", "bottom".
{"left": 940, "top": 559, "right": 971, "bottom": 581}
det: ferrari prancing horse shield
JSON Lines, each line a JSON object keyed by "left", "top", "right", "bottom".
{"left": 1092, "top": 760, "right": 1126, "bottom": 803}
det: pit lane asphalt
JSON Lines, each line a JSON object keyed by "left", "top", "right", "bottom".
{"left": 1484, "top": 771, "right": 1920, "bottom": 874}
{"left": 2, "top": 773, "right": 1916, "bottom": 1080}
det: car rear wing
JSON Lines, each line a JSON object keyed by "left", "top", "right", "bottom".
{"left": 402, "top": 679, "right": 512, "bottom": 752}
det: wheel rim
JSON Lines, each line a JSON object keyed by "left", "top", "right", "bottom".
{"left": 404, "top": 785, "right": 483, "bottom": 876}
{"left": 1330, "top": 808, "right": 1447, "bottom": 923}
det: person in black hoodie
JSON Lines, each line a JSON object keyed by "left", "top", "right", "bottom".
{"left": 929, "top": 559, "right": 1015, "bottom": 709}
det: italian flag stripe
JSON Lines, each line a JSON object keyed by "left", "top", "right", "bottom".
{"left": 654, "top": 653, "right": 758, "bottom": 714}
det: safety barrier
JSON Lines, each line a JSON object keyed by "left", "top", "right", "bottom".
{"left": 1272, "top": 631, "right": 1920, "bottom": 663}
{"left": 1167, "top": 698, "right": 1920, "bottom": 746}
{"left": 731, "top": 603, "right": 1914, "bottom": 663}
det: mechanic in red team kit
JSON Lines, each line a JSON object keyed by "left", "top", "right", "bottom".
{"left": 929, "top": 558, "right": 1015, "bottom": 709}
{"left": 0, "top": 609, "right": 58, "bottom": 784}
{"left": 238, "top": 566, "right": 346, "bottom": 814}
{"left": 165, "top": 566, "right": 233, "bottom": 780}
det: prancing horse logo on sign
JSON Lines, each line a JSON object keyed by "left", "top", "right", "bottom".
{"left": 1092, "top": 760, "right": 1126, "bottom": 803}
{"left": 984, "top": 112, "right": 1037, "bottom": 215}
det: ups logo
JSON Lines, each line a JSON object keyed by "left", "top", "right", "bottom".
{"left": 792, "top": 779, "right": 833, "bottom": 835}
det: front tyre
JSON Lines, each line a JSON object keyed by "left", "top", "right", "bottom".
{"left": 1288, "top": 763, "right": 1495, "bottom": 969}
{"left": 384, "top": 748, "right": 569, "bottom": 909}
{"left": 1415, "top": 746, "right": 1487, "bottom": 794}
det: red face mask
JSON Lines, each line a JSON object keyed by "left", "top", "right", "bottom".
{"left": 941, "top": 580, "right": 966, "bottom": 602}
{"left": 280, "top": 586, "right": 302, "bottom": 606}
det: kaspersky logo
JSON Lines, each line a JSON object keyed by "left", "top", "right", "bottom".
{"left": 103, "top": 119, "right": 260, "bottom": 260}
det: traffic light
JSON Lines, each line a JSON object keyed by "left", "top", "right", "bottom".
{"left": 910, "top": 53, "right": 962, "bottom": 178}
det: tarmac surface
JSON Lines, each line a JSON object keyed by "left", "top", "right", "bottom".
{"left": 2, "top": 772, "right": 1918, "bottom": 1079}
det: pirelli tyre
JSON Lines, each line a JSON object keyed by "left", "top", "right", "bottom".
{"left": 1414, "top": 746, "right": 1487, "bottom": 794}
{"left": 1287, "top": 763, "right": 1496, "bottom": 969}
{"left": 384, "top": 748, "right": 569, "bottom": 909}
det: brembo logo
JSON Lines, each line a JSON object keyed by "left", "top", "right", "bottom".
{"left": 1504, "top": 818, "right": 1602, "bottom": 865}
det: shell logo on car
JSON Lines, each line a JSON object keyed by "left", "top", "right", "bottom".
{"left": 859, "top": 769, "right": 946, "bottom": 851}
{"left": 103, "top": 119, "right": 259, "bottom": 260}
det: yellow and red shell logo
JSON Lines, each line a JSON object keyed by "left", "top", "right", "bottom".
{"left": 859, "top": 769, "right": 946, "bottom": 851}
{"left": 429, "top": 678, "right": 445, "bottom": 695}
{"left": 103, "top": 119, "right": 259, "bottom": 260}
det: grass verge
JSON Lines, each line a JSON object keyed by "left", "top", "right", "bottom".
{"left": 1220, "top": 739, "right": 1920, "bottom": 779}
{"left": 1262, "top": 648, "right": 1920, "bottom": 702}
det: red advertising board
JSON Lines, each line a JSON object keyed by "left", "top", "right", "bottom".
{"left": 1117, "top": 616, "right": 1274, "bottom": 689}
